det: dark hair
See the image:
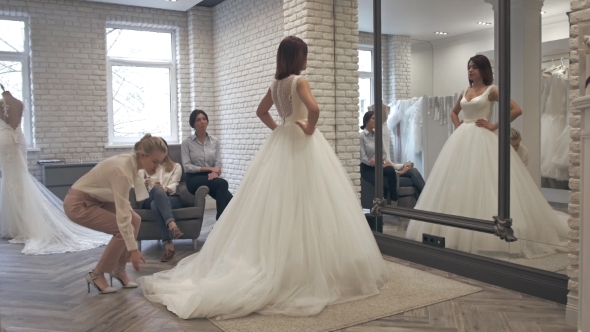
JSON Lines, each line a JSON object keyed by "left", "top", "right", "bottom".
{"left": 360, "top": 110, "right": 374, "bottom": 130}
{"left": 189, "top": 109, "right": 209, "bottom": 129}
{"left": 275, "top": 36, "right": 308, "bottom": 80}
{"left": 468, "top": 55, "right": 494, "bottom": 86}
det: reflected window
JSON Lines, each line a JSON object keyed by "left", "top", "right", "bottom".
{"left": 358, "top": 49, "right": 373, "bottom": 129}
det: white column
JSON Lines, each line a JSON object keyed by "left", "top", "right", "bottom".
{"left": 484, "top": 0, "right": 544, "bottom": 187}
{"left": 571, "top": 95, "right": 590, "bottom": 331}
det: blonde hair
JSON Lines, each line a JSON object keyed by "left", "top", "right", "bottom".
{"left": 134, "top": 133, "right": 168, "bottom": 160}
{"left": 161, "top": 155, "right": 175, "bottom": 173}
{"left": 510, "top": 128, "right": 521, "bottom": 141}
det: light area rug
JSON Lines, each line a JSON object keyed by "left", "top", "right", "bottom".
{"left": 208, "top": 260, "right": 482, "bottom": 332}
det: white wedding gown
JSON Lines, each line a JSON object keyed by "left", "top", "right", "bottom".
{"left": 139, "top": 75, "right": 389, "bottom": 320}
{"left": 405, "top": 85, "right": 570, "bottom": 259}
{"left": 0, "top": 120, "right": 110, "bottom": 255}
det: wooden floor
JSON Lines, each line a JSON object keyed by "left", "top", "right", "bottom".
{"left": 0, "top": 209, "right": 577, "bottom": 332}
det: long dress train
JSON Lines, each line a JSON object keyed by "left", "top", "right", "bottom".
{"left": 0, "top": 120, "right": 110, "bottom": 254}
{"left": 139, "top": 75, "right": 389, "bottom": 320}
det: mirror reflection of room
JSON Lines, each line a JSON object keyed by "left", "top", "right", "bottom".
{"left": 357, "top": 0, "right": 571, "bottom": 273}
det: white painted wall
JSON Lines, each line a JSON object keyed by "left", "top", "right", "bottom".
{"left": 411, "top": 42, "right": 433, "bottom": 97}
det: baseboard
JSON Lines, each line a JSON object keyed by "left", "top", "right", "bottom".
{"left": 374, "top": 233, "right": 569, "bottom": 304}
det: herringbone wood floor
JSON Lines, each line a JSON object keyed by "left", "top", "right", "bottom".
{"left": 0, "top": 210, "right": 577, "bottom": 332}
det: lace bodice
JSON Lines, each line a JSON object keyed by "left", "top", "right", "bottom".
{"left": 460, "top": 85, "right": 495, "bottom": 123}
{"left": 270, "top": 75, "right": 308, "bottom": 124}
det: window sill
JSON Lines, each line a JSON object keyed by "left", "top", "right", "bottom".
{"left": 104, "top": 144, "right": 135, "bottom": 150}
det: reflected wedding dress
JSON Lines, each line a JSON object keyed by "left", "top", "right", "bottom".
{"left": 0, "top": 92, "right": 110, "bottom": 255}
{"left": 139, "top": 75, "right": 389, "bottom": 320}
{"left": 406, "top": 85, "right": 570, "bottom": 259}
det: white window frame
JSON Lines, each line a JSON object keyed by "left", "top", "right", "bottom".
{"left": 358, "top": 46, "right": 374, "bottom": 129}
{"left": 106, "top": 25, "right": 178, "bottom": 146}
{"left": 0, "top": 16, "right": 32, "bottom": 147}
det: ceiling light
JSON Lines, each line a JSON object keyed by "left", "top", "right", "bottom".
{"left": 541, "top": 11, "right": 546, "bottom": 14}
{"left": 478, "top": 21, "right": 492, "bottom": 26}
{"left": 434, "top": 31, "right": 448, "bottom": 35}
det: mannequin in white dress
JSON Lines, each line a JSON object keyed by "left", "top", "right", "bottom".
{"left": 405, "top": 55, "right": 570, "bottom": 259}
{"left": 0, "top": 87, "right": 109, "bottom": 254}
{"left": 139, "top": 36, "right": 388, "bottom": 320}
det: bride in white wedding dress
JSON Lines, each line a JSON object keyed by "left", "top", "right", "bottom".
{"left": 139, "top": 36, "right": 389, "bottom": 320}
{"left": 0, "top": 87, "right": 110, "bottom": 255}
{"left": 405, "top": 55, "right": 570, "bottom": 259}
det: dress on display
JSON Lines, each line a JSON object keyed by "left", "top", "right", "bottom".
{"left": 405, "top": 85, "right": 569, "bottom": 259}
{"left": 0, "top": 94, "right": 110, "bottom": 255}
{"left": 139, "top": 75, "right": 389, "bottom": 320}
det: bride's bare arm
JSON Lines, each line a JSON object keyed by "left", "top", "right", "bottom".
{"left": 256, "top": 89, "right": 278, "bottom": 130}
{"left": 450, "top": 94, "right": 463, "bottom": 128}
{"left": 479, "top": 86, "right": 522, "bottom": 130}
{"left": 295, "top": 78, "right": 320, "bottom": 135}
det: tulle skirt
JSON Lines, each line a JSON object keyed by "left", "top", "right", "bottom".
{"left": 139, "top": 123, "right": 389, "bottom": 320}
{"left": 0, "top": 126, "right": 110, "bottom": 254}
{"left": 405, "top": 122, "right": 569, "bottom": 259}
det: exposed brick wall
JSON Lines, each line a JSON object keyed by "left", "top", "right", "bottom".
{"left": 210, "top": 0, "right": 284, "bottom": 191}
{"left": 0, "top": 0, "right": 192, "bottom": 179}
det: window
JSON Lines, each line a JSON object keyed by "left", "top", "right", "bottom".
{"left": 106, "top": 27, "right": 178, "bottom": 145}
{"left": 358, "top": 49, "right": 373, "bottom": 129}
{"left": 0, "top": 18, "right": 32, "bottom": 146}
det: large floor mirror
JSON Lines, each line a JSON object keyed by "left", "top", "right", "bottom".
{"left": 356, "top": 0, "right": 571, "bottom": 275}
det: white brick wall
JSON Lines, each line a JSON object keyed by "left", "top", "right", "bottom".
{"left": 567, "top": 0, "right": 585, "bottom": 319}
{"left": 210, "top": 0, "right": 284, "bottom": 192}
{"left": 0, "top": 0, "right": 192, "bottom": 179}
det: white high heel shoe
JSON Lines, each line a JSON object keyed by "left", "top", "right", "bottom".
{"left": 109, "top": 269, "right": 138, "bottom": 288}
{"left": 85, "top": 272, "right": 117, "bottom": 294}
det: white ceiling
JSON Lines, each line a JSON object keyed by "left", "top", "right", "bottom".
{"left": 358, "top": 0, "right": 571, "bottom": 42}
{"left": 85, "top": 0, "right": 203, "bottom": 11}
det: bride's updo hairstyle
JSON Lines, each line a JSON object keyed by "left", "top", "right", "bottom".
{"left": 468, "top": 54, "right": 494, "bottom": 87}
{"left": 275, "top": 36, "right": 308, "bottom": 80}
{"left": 134, "top": 133, "right": 168, "bottom": 157}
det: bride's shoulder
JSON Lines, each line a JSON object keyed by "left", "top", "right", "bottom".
{"left": 487, "top": 85, "right": 499, "bottom": 101}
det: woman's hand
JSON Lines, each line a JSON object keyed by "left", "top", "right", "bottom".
{"left": 398, "top": 164, "right": 411, "bottom": 175}
{"left": 369, "top": 158, "right": 376, "bottom": 167}
{"left": 296, "top": 120, "right": 316, "bottom": 135}
{"left": 455, "top": 120, "right": 464, "bottom": 128}
{"left": 211, "top": 167, "right": 221, "bottom": 175}
{"left": 208, "top": 172, "right": 219, "bottom": 181}
{"left": 144, "top": 177, "right": 150, "bottom": 187}
{"left": 404, "top": 161, "right": 414, "bottom": 169}
{"left": 129, "top": 250, "right": 147, "bottom": 271}
{"left": 476, "top": 119, "right": 498, "bottom": 131}
{"left": 384, "top": 160, "right": 394, "bottom": 168}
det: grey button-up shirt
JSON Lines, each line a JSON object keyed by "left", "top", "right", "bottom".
{"left": 181, "top": 133, "right": 222, "bottom": 173}
{"left": 360, "top": 129, "right": 402, "bottom": 170}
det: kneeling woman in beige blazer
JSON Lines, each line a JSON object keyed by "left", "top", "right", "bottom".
{"left": 64, "top": 134, "right": 168, "bottom": 294}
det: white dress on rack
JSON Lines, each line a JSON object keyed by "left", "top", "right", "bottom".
{"left": 139, "top": 75, "right": 388, "bottom": 320}
{"left": 405, "top": 85, "right": 569, "bottom": 259}
{"left": 0, "top": 116, "right": 110, "bottom": 255}
{"left": 540, "top": 70, "right": 569, "bottom": 181}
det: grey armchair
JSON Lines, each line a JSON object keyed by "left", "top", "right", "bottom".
{"left": 360, "top": 171, "right": 417, "bottom": 210}
{"left": 130, "top": 144, "right": 209, "bottom": 251}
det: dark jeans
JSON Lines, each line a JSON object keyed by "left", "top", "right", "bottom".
{"left": 360, "top": 163, "right": 398, "bottom": 201}
{"left": 142, "top": 186, "right": 184, "bottom": 244}
{"left": 186, "top": 172, "right": 233, "bottom": 220}
{"left": 398, "top": 168, "right": 425, "bottom": 199}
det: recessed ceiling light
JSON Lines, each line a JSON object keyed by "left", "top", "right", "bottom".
{"left": 434, "top": 31, "right": 448, "bottom": 35}
{"left": 478, "top": 21, "right": 492, "bottom": 26}
{"left": 541, "top": 11, "right": 546, "bottom": 14}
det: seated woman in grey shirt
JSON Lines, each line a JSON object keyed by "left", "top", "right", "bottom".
{"left": 360, "top": 111, "right": 425, "bottom": 201}
{"left": 181, "top": 110, "right": 233, "bottom": 220}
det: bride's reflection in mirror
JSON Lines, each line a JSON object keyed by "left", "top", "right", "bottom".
{"left": 355, "top": 0, "right": 571, "bottom": 273}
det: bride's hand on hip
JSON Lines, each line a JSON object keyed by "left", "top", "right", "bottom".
{"left": 296, "top": 120, "right": 315, "bottom": 135}
{"left": 476, "top": 119, "right": 497, "bottom": 131}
